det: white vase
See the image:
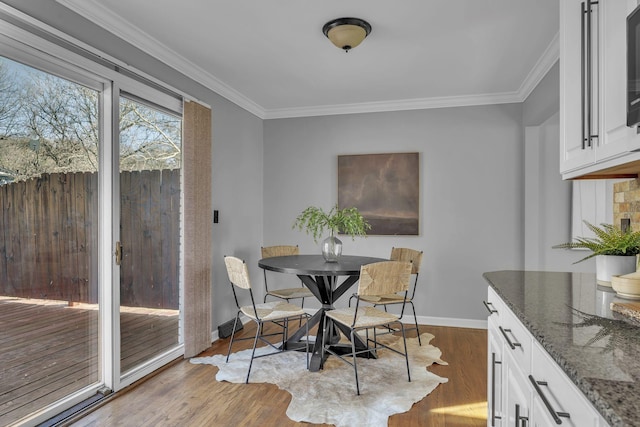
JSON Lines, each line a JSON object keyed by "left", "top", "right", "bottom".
{"left": 596, "top": 255, "right": 637, "bottom": 286}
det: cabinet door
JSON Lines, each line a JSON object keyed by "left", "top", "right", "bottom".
{"left": 561, "top": 0, "right": 596, "bottom": 172}
{"left": 488, "top": 319, "right": 504, "bottom": 426}
{"left": 504, "top": 351, "right": 531, "bottom": 427}
{"left": 599, "top": 0, "right": 637, "bottom": 156}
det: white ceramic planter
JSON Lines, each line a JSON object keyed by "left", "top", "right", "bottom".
{"left": 596, "top": 255, "right": 638, "bottom": 286}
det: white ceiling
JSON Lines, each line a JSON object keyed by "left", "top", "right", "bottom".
{"left": 58, "top": 0, "right": 559, "bottom": 119}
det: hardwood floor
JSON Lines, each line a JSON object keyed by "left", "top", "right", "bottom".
{"left": 68, "top": 324, "right": 487, "bottom": 427}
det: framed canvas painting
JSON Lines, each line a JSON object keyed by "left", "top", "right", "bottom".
{"left": 338, "top": 152, "right": 419, "bottom": 235}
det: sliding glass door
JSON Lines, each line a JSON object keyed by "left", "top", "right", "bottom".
{"left": 0, "top": 27, "right": 184, "bottom": 424}
{"left": 0, "top": 55, "right": 101, "bottom": 426}
{"left": 118, "top": 95, "right": 182, "bottom": 375}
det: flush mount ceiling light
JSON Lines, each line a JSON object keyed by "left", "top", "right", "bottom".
{"left": 322, "top": 17, "right": 372, "bottom": 52}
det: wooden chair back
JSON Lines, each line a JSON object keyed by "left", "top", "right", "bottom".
{"left": 357, "top": 261, "right": 412, "bottom": 297}
{"left": 224, "top": 255, "right": 252, "bottom": 290}
{"left": 261, "top": 245, "right": 299, "bottom": 258}
{"left": 390, "top": 247, "right": 423, "bottom": 274}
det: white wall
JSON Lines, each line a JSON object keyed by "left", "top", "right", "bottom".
{"left": 263, "top": 105, "right": 525, "bottom": 323}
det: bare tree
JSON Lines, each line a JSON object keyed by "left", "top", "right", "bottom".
{"left": 0, "top": 60, "right": 20, "bottom": 139}
{"left": 119, "top": 98, "right": 181, "bottom": 171}
{"left": 0, "top": 56, "right": 181, "bottom": 182}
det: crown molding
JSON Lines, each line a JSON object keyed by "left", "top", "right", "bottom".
{"left": 56, "top": 0, "right": 265, "bottom": 118}
{"left": 56, "top": 0, "right": 559, "bottom": 120}
{"left": 516, "top": 32, "right": 560, "bottom": 102}
{"left": 263, "top": 91, "right": 523, "bottom": 119}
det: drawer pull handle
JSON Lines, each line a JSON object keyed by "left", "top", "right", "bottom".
{"left": 528, "top": 375, "right": 571, "bottom": 424}
{"left": 498, "top": 326, "right": 521, "bottom": 350}
{"left": 483, "top": 300, "right": 498, "bottom": 315}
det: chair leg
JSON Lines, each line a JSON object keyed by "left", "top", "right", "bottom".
{"left": 409, "top": 301, "right": 421, "bottom": 345}
{"left": 399, "top": 322, "right": 411, "bottom": 383}
{"left": 320, "top": 315, "right": 328, "bottom": 369}
{"left": 225, "top": 313, "right": 241, "bottom": 363}
{"left": 246, "top": 321, "right": 262, "bottom": 384}
{"left": 350, "top": 329, "right": 361, "bottom": 395}
{"left": 305, "top": 315, "right": 310, "bottom": 369}
{"left": 299, "top": 298, "right": 305, "bottom": 326}
{"left": 282, "top": 318, "right": 288, "bottom": 349}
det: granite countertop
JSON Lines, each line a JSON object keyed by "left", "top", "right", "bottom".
{"left": 483, "top": 270, "right": 640, "bottom": 427}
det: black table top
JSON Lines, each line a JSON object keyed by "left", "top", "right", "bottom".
{"left": 258, "top": 254, "right": 387, "bottom": 276}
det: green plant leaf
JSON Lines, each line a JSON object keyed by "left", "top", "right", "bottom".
{"left": 552, "top": 221, "right": 640, "bottom": 263}
{"left": 292, "top": 204, "right": 371, "bottom": 243}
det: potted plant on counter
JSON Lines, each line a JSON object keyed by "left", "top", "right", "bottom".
{"left": 553, "top": 221, "right": 640, "bottom": 286}
{"left": 293, "top": 205, "right": 371, "bottom": 262}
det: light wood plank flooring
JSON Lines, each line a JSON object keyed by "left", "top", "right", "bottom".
{"left": 67, "top": 324, "right": 487, "bottom": 427}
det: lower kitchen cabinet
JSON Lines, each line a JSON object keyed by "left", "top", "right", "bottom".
{"left": 485, "top": 287, "right": 606, "bottom": 427}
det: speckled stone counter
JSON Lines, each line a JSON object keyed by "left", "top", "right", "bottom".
{"left": 483, "top": 271, "right": 640, "bottom": 427}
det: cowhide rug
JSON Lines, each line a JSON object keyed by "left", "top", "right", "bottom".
{"left": 190, "top": 332, "right": 448, "bottom": 427}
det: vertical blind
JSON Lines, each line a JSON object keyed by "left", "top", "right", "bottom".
{"left": 183, "top": 100, "right": 213, "bottom": 358}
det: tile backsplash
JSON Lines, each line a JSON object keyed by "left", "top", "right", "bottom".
{"left": 613, "top": 178, "right": 640, "bottom": 229}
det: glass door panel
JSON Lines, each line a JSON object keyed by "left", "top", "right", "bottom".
{"left": 118, "top": 95, "right": 181, "bottom": 374}
{"left": 0, "top": 56, "right": 100, "bottom": 425}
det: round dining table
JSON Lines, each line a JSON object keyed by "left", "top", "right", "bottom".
{"left": 258, "top": 254, "right": 387, "bottom": 371}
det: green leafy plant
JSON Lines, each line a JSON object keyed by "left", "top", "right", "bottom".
{"left": 553, "top": 221, "right": 640, "bottom": 263}
{"left": 292, "top": 205, "right": 371, "bottom": 242}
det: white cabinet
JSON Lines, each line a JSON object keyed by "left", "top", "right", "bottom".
{"left": 485, "top": 287, "right": 607, "bottom": 427}
{"left": 560, "top": 0, "right": 640, "bottom": 178}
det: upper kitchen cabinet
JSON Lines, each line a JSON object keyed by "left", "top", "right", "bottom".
{"left": 561, "top": 0, "right": 640, "bottom": 179}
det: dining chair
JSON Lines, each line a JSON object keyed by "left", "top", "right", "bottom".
{"left": 261, "top": 245, "right": 314, "bottom": 305}
{"left": 349, "top": 247, "right": 424, "bottom": 345}
{"left": 224, "top": 255, "right": 310, "bottom": 383}
{"left": 322, "top": 260, "right": 412, "bottom": 395}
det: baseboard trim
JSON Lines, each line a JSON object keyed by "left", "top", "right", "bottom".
{"left": 409, "top": 315, "right": 487, "bottom": 330}
{"left": 211, "top": 312, "right": 487, "bottom": 343}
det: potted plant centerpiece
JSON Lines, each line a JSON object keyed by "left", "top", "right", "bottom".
{"left": 293, "top": 205, "right": 371, "bottom": 262}
{"left": 553, "top": 221, "right": 640, "bottom": 286}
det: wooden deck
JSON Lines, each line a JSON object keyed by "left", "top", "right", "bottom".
{"left": 0, "top": 296, "right": 179, "bottom": 426}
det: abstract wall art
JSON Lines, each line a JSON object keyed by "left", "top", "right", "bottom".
{"left": 338, "top": 152, "right": 419, "bottom": 235}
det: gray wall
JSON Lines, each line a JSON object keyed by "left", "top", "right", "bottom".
{"left": 522, "top": 61, "right": 595, "bottom": 273}
{"left": 263, "top": 105, "right": 525, "bottom": 323}
{"left": 2, "top": 0, "right": 266, "bottom": 327}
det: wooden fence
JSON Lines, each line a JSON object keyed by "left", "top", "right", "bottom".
{"left": 0, "top": 170, "right": 180, "bottom": 309}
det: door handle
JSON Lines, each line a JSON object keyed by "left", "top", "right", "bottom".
{"left": 515, "top": 403, "right": 528, "bottom": 427}
{"left": 491, "top": 352, "right": 502, "bottom": 426}
{"left": 115, "top": 241, "right": 123, "bottom": 265}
